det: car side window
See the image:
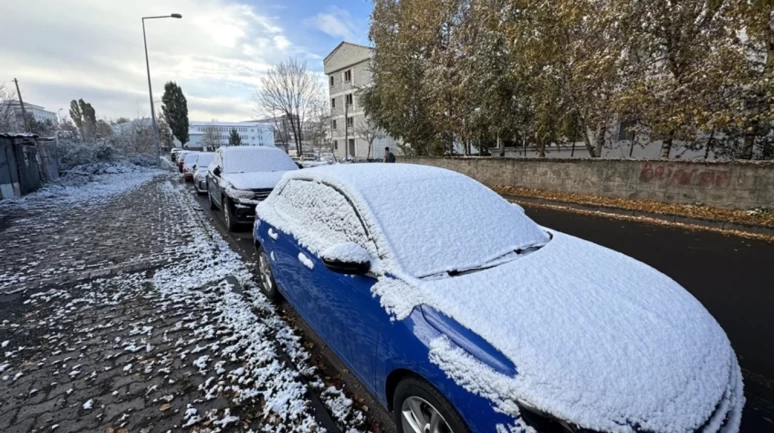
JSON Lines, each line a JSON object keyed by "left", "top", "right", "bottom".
{"left": 273, "top": 180, "right": 374, "bottom": 255}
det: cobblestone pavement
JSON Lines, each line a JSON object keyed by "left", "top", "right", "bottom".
{"left": 0, "top": 167, "right": 180, "bottom": 294}
{"left": 0, "top": 171, "right": 366, "bottom": 433}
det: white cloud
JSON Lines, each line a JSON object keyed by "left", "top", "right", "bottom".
{"left": 0, "top": 0, "right": 314, "bottom": 121}
{"left": 304, "top": 6, "right": 361, "bottom": 42}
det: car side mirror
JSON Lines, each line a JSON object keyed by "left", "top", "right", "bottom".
{"left": 192, "top": 165, "right": 197, "bottom": 170}
{"left": 321, "top": 242, "right": 371, "bottom": 275}
{"left": 213, "top": 166, "right": 221, "bottom": 177}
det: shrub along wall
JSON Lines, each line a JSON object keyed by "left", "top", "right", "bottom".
{"left": 397, "top": 157, "right": 774, "bottom": 210}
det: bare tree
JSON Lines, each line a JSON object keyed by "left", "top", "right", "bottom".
{"left": 0, "top": 83, "right": 18, "bottom": 132}
{"left": 254, "top": 58, "right": 320, "bottom": 156}
{"left": 354, "top": 117, "right": 386, "bottom": 160}
{"left": 306, "top": 96, "right": 337, "bottom": 161}
{"left": 201, "top": 120, "right": 222, "bottom": 150}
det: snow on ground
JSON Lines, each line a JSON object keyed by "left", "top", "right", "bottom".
{"left": 0, "top": 162, "right": 163, "bottom": 212}
{"left": 0, "top": 176, "right": 367, "bottom": 432}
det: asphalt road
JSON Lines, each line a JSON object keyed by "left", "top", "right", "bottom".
{"left": 187, "top": 181, "right": 774, "bottom": 433}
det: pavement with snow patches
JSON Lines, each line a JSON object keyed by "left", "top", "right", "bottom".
{"left": 0, "top": 168, "right": 366, "bottom": 433}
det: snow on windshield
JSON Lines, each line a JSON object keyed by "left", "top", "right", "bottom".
{"left": 223, "top": 148, "right": 297, "bottom": 174}
{"left": 183, "top": 153, "right": 200, "bottom": 165}
{"left": 195, "top": 153, "right": 214, "bottom": 168}
{"left": 356, "top": 173, "right": 549, "bottom": 277}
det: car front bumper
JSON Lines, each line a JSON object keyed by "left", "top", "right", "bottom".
{"left": 233, "top": 202, "right": 257, "bottom": 223}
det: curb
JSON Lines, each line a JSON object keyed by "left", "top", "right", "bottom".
{"left": 504, "top": 195, "right": 774, "bottom": 239}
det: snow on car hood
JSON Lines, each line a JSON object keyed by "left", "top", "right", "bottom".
{"left": 377, "top": 230, "right": 740, "bottom": 433}
{"left": 221, "top": 171, "right": 288, "bottom": 190}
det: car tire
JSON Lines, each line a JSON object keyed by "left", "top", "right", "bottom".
{"left": 256, "top": 245, "right": 280, "bottom": 301}
{"left": 223, "top": 197, "right": 239, "bottom": 232}
{"left": 393, "top": 377, "right": 471, "bottom": 433}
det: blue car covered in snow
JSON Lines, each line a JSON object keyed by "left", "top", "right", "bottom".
{"left": 253, "top": 164, "right": 743, "bottom": 433}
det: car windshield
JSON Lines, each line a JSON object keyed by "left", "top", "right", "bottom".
{"left": 183, "top": 153, "right": 199, "bottom": 165}
{"left": 358, "top": 173, "right": 550, "bottom": 278}
{"left": 195, "top": 153, "right": 214, "bottom": 168}
{"left": 223, "top": 148, "right": 298, "bottom": 173}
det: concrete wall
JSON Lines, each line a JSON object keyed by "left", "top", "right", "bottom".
{"left": 399, "top": 157, "right": 774, "bottom": 210}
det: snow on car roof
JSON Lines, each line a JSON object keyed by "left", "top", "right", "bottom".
{"left": 282, "top": 163, "right": 549, "bottom": 277}
{"left": 222, "top": 146, "right": 297, "bottom": 174}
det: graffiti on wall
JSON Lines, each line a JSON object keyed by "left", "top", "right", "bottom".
{"left": 640, "top": 162, "right": 732, "bottom": 189}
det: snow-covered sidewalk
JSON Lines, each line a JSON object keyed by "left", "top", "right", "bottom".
{"left": 0, "top": 174, "right": 366, "bottom": 432}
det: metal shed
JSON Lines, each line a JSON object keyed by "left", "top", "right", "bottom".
{"left": 0, "top": 133, "right": 42, "bottom": 199}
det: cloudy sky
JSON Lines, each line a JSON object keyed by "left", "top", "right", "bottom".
{"left": 0, "top": 0, "right": 372, "bottom": 122}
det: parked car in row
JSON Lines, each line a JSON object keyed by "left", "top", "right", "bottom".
{"left": 252, "top": 164, "right": 743, "bottom": 433}
{"left": 176, "top": 150, "right": 191, "bottom": 173}
{"left": 170, "top": 148, "right": 183, "bottom": 162}
{"left": 181, "top": 152, "right": 201, "bottom": 182}
{"left": 207, "top": 146, "right": 298, "bottom": 231}
{"left": 192, "top": 152, "right": 214, "bottom": 194}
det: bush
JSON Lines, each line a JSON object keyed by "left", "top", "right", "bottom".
{"left": 57, "top": 139, "right": 154, "bottom": 172}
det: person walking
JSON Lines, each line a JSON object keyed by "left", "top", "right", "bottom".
{"left": 383, "top": 147, "right": 396, "bottom": 163}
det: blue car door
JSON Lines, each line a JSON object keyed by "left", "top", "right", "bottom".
{"left": 261, "top": 179, "right": 383, "bottom": 391}
{"left": 303, "top": 253, "right": 382, "bottom": 390}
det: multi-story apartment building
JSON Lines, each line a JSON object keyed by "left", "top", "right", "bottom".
{"left": 181, "top": 121, "right": 274, "bottom": 150}
{"left": 324, "top": 42, "right": 397, "bottom": 160}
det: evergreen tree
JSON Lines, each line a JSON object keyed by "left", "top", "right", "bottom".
{"left": 69, "top": 100, "right": 83, "bottom": 130}
{"left": 228, "top": 129, "right": 242, "bottom": 146}
{"left": 157, "top": 115, "right": 174, "bottom": 150}
{"left": 161, "top": 82, "right": 190, "bottom": 145}
{"left": 69, "top": 98, "right": 97, "bottom": 139}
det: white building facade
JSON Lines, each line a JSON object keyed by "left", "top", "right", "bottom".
{"left": 180, "top": 121, "right": 275, "bottom": 150}
{"left": 324, "top": 42, "right": 398, "bottom": 160}
{"left": 8, "top": 101, "right": 58, "bottom": 126}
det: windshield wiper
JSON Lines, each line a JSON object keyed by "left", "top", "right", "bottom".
{"left": 424, "top": 243, "right": 547, "bottom": 280}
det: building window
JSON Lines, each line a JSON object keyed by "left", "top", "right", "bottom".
{"left": 346, "top": 117, "right": 353, "bottom": 128}
{"left": 330, "top": 76, "right": 335, "bottom": 86}
{"left": 344, "top": 69, "right": 352, "bottom": 82}
{"left": 346, "top": 94, "right": 353, "bottom": 106}
{"left": 331, "top": 98, "right": 336, "bottom": 108}
{"left": 348, "top": 139, "right": 355, "bottom": 156}
{"left": 333, "top": 140, "right": 338, "bottom": 150}
{"left": 332, "top": 119, "right": 337, "bottom": 130}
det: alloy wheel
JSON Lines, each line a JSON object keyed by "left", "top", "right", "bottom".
{"left": 258, "top": 251, "right": 273, "bottom": 292}
{"left": 401, "top": 396, "right": 453, "bottom": 433}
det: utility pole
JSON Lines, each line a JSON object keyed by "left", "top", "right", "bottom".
{"left": 12, "top": 78, "right": 29, "bottom": 133}
{"left": 141, "top": 13, "right": 182, "bottom": 167}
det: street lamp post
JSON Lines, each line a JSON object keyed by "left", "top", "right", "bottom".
{"left": 142, "top": 13, "right": 182, "bottom": 167}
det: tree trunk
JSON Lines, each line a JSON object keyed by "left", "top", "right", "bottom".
{"left": 583, "top": 128, "right": 598, "bottom": 158}
{"left": 740, "top": 122, "right": 757, "bottom": 160}
{"left": 594, "top": 125, "right": 607, "bottom": 157}
{"left": 660, "top": 130, "right": 674, "bottom": 159}
{"left": 704, "top": 129, "right": 715, "bottom": 160}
